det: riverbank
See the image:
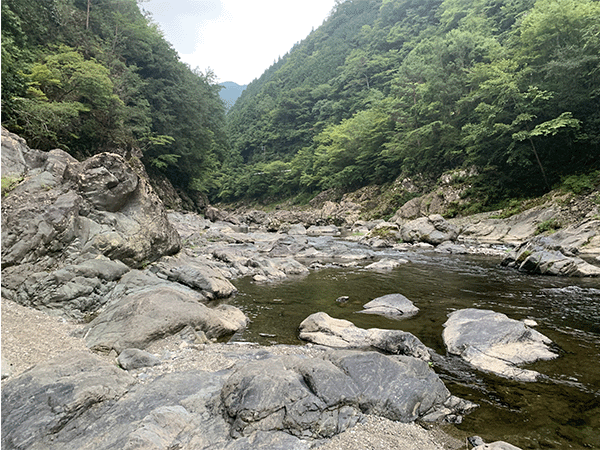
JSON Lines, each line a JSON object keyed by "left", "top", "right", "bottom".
{"left": 1, "top": 296, "right": 465, "bottom": 450}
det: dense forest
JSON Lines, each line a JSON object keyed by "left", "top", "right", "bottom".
{"left": 223, "top": 0, "right": 600, "bottom": 210}
{"left": 2, "top": 0, "right": 600, "bottom": 213}
{"left": 1, "top": 0, "right": 227, "bottom": 196}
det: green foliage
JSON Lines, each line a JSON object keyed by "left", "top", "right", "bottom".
{"left": 1, "top": 176, "right": 24, "bottom": 196}
{"left": 559, "top": 171, "right": 600, "bottom": 195}
{"left": 1, "top": 0, "right": 229, "bottom": 198}
{"left": 536, "top": 218, "right": 562, "bottom": 235}
{"left": 221, "top": 0, "right": 600, "bottom": 204}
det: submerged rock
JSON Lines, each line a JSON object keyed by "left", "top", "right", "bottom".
{"left": 443, "top": 309, "right": 558, "bottom": 381}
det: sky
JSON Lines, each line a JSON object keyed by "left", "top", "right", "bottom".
{"left": 141, "top": 0, "right": 338, "bottom": 85}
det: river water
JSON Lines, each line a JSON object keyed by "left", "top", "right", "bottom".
{"left": 228, "top": 244, "right": 600, "bottom": 449}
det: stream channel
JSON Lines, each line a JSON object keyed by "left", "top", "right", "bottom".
{"left": 227, "top": 238, "right": 600, "bottom": 449}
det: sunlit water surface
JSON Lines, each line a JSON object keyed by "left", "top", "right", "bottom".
{"left": 228, "top": 248, "right": 600, "bottom": 449}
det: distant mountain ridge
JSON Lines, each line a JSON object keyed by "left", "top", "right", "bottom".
{"left": 219, "top": 82, "right": 247, "bottom": 111}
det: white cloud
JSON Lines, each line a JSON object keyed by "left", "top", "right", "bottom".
{"left": 142, "top": 0, "right": 336, "bottom": 84}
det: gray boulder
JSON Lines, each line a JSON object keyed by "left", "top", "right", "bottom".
{"left": 503, "top": 238, "right": 600, "bottom": 277}
{"left": 400, "top": 214, "right": 458, "bottom": 245}
{"left": 1, "top": 351, "right": 135, "bottom": 450}
{"left": 84, "top": 285, "right": 248, "bottom": 353}
{"left": 222, "top": 351, "right": 465, "bottom": 440}
{"left": 298, "top": 312, "right": 430, "bottom": 361}
{"left": 154, "top": 254, "right": 238, "bottom": 299}
{"left": 1, "top": 257, "right": 130, "bottom": 320}
{"left": 357, "top": 293, "right": 419, "bottom": 319}
{"left": 443, "top": 309, "right": 558, "bottom": 381}
{"left": 221, "top": 356, "right": 363, "bottom": 439}
{"left": 473, "top": 442, "right": 522, "bottom": 450}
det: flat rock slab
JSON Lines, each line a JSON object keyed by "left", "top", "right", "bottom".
{"left": 299, "top": 312, "right": 430, "bottom": 361}
{"left": 357, "top": 293, "right": 419, "bottom": 319}
{"left": 443, "top": 309, "right": 558, "bottom": 382}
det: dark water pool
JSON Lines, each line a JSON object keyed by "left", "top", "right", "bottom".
{"left": 228, "top": 250, "right": 600, "bottom": 449}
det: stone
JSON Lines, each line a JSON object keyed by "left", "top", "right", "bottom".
{"left": 357, "top": 294, "right": 419, "bottom": 319}
{"left": 364, "top": 258, "right": 408, "bottom": 270}
{"left": 1, "top": 351, "right": 135, "bottom": 450}
{"left": 503, "top": 238, "right": 600, "bottom": 277}
{"left": 84, "top": 285, "right": 248, "bottom": 353}
{"left": 298, "top": 312, "right": 430, "bottom": 361}
{"left": 443, "top": 309, "right": 559, "bottom": 381}
{"left": 400, "top": 215, "right": 458, "bottom": 245}
{"left": 473, "top": 442, "right": 522, "bottom": 450}
{"left": 117, "top": 348, "right": 162, "bottom": 370}
{"left": 287, "top": 223, "right": 307, "bottom": 235}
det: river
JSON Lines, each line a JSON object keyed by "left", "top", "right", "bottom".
{"left": 228, "top": 244, "right": 600, "bottom": 449}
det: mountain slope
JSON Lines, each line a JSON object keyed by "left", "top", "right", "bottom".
{"left": 219, "top": 82, "right": 247, "bottom": 111}
{"left": 219, "top": 0, "right": 600, "bottom": 210}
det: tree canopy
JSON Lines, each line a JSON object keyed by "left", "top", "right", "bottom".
{"left": 223, "top": 0, "right": 600, "bottom": 207}
{"left": 1, "top": 0, "right": 228, "bottom": 195}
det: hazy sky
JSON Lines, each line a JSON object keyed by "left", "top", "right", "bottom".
{"left": 141, "top": 0, "right": 337, "bottom": 85}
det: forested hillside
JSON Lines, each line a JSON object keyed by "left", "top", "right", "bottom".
{"left": 1, "top": 0, "right": 228, "bottom": 195}
{"left": 3, "top": 0, "right": 599, "bottom": 212}
{"left": 223, "top": 0, "right": 600, "bottom": 210}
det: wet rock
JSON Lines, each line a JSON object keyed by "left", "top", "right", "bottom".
{"left": 364, "top": 258, "right": 408, "bottom": 271}
{"left": 435, "top": 241, "right": 469, "bottom": 254}
{"left": 287, "top": 223, "right": 307, "bottom": 235}
{"left": 443, "top": 309, "right": 559, "bottom": 381}
{"left": 298, "top": 312, "right": 430, "bottom": 361}
{"left": 357, "top": 293, "right": 419, "bottom": 319}
{"left": 473, "top": 442, "right": 522, "bottom": 450}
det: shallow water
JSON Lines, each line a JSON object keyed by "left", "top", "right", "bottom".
{"left": 228, "top": 247, "right": 600, "bottom": 449}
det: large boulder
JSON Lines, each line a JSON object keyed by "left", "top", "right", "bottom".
{"left": 502, "top": 238, "right": 600, "bottom": 277}
{"left": 400, "top": 214, "right": 458, "bottom": 245}
{"left": 443, "top": 309, "right": 559, "bottom": 382}
{"left": 1, "top": 148, "right": 180, "bottom": 271}
{"left": 298, "top": 312, "right": 430, "bottom": 361}
{"left": 221, "top": 351, "right": 468, "bottom": 440}
{"left": 1, "top": 351, "right": 135, "bottom": 450}
{"left": 1, "top": 132, "right": 182, "bottom": 318}
{"left": 83, "top": 281, "right": 247, "bottom": 353}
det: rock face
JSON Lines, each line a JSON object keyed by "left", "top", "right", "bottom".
{"left": 443, "top": 309, "right": 559, "bottom": 382}
{"left": 357, "top": 294, "right": 419, "bottom": 319}
{"left": 1, "top": 129, "right": 247, "bottom": 348}
{"left": 299, "top": 312, "right": 430, "bottom": 361}
{"left": 502, "top": 237, "right": 600, "bottom": 277}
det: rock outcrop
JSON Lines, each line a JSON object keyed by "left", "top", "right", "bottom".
{"left": 502, "top": 237, "right": 600, "bottom": 277}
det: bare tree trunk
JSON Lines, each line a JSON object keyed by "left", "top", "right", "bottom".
{"left": 528, "top": 137, "right": 551, "bottom": 191}
{"left": 86, "top": 0, "right": 91, "bottom": 29}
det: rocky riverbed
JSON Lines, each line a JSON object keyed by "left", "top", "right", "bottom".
{"left": 2, "top": 126, "right": 599, "bottom": 450}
